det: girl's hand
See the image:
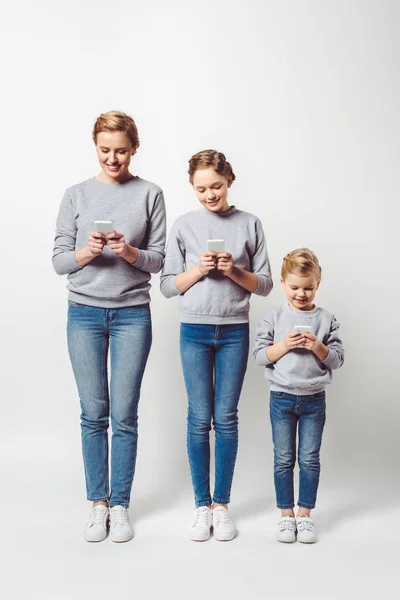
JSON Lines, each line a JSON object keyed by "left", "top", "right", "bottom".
{"left": 198, "top": 252, "right": 218, "bottom": 276}
{"left": 216, "top": 252, "right": 234, "bottom": 276}
{"left": 88, "top": 231, "right": 106, "bottom": 256}
{"left": 302, "top": 332, "right": 329, "bottom": 359}
{"left": 106, "top": 231, "right": 128, "bottom": 256}
{"left": 283, "top": 331, "right": 305, "bottom": 351}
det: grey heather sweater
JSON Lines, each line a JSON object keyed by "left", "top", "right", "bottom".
{"left": 253, "top": 302, "right": 344, "bottom": 394}
{"left": 160, "top": 206, "right": 272, "bottom": 324}
{"left": 52, "top": 177, "right": 166, "bottom": 307}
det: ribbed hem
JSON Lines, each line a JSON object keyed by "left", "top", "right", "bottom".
{"left": 270, "top": 384, "right": 326, "bottom": 396}
{"left": 68, "top": 291, "right": 151, "bottom": 309}
{"left": 180, "top": 312, "right": 249, "bottom": 325}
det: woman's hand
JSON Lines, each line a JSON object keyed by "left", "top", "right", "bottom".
{"left": 88, "top": 232, "right": 106, "bottom": 256}
{"left": 106, "top": 231, "right": 128, "bottom": 256}
{"left": 302, "top": 332, "right": 329, "bottom": 360}
{"left": 198, "top": 252, "right": 218, "bottom": 276}
{"left": 216, "top": 252, "right": 234, "bottom": 276}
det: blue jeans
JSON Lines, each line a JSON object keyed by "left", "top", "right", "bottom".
{"left": 180, "top": 323, "right": 249, "bottom": 507}
{"left": 269, "top": 390, "right": 326, "bottom": 509}
{"left": 67, "top": 302, "right": 152, "bottom": 508}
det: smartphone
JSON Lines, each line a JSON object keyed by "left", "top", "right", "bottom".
{"left": 294, "top": 325, "right": 311, "bottom": 334}
{"left": 207, "top": 239, "right": 225, "bottom": 253}
{"left": 94, "top": 220, "right": 114, "bottom": 234}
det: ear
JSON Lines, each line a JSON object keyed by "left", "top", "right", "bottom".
{"left": 227, "top": 178, "right": 233, "bottom": 188}
{"left": 316, "top": 281, "right": 320, "bottom": 290}
{"left": 280, "top": 278, "right": 285, "bottom": 289}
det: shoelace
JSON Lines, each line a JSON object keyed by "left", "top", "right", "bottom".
{"left": 297, "top": 519, "right": 313, "bottom": 532}
{"left": 213, "top": 508, "right": 232, "bottom": 526}
{"left": 279, "top": 519, "right": 295, "bottom": 532}
{"left": 192, "top": 508, "right": 210, "bottom": 527}
{"left": 112, "top": 507, "right": 127, "bottom": 526}
{"left": 91, "top": 506, "right": 107, "bottom": 526}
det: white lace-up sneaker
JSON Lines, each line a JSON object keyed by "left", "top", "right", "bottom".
{"left": 276, "top": 516, "right": 296, "bottom": 543}
{"left": 296, "top": 516, "right": 317, "bottom": 543}
{"left": 109, "top": 506, "right": 133, "bottom": 543}
{"left": 212, "top": 506, "right": 236, "bottom": 541}
{"left": 84, "top": 504, "right": 109, "bottom": 542}
{"left": 189, "top": 506, "right": 212, "bottom": 541}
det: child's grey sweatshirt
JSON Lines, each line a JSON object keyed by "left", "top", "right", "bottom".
{"left": 52, "top": 177, "right": 166, "bottom": 308}
{"left": 253, "top": 302, "right": 344, "bottom": 394}
{"left": 160, "top": 206, "right": 272, "bottom": 324}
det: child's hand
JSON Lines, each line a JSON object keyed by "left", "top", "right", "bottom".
{"left": 302, "top": 332, "right": 329, "bottom": 360}
{"left": 283, "top": 331, "right": 305, "bottom": 351}
{"left": 198, "top": 252, "right": 218, "bottom": 276}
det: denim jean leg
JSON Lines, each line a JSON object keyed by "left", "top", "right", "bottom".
{"left": 180, "top": 324, "right": 214, "bottom": 507}
{"left": 213, "top": 324, "right": 249, "bottom": 505}
{"left": 269, "top": 392, "right": 297, "bottom": 509}
{"left": 108, "top": 306, "right": 152, "bottom": 508}
{"left": 297, "top": 393, "right": 326, "bottom": 509}
{"left": 67, "top": 304, "right": 110, "bottom": 503}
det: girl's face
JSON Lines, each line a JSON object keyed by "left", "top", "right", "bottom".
{"left": 192, "top": 167, "right": 231, "bottom": 213}
{"left": 281, "top": 272, "right": 320, "bottom": 311}
{"left": 96, "top": 130, "right": 136, "bottom": 183}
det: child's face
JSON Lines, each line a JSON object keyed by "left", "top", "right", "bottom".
{"left": 281, "top": 273, "right": 320, "bottom": 311}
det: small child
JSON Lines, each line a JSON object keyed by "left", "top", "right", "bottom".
{"left": 253, "top": 248, "right": 344, "bottom": 543}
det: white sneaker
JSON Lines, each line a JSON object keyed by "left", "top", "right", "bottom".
{"left": 296, "top": 516, "right": 317, "bottom": 543}
{"left": 84, "top": 504, "right": 109, "bottom": 542}
{"left": 212, "top": 506, "right": 236, "bottom": 541}
{"left": 189, "top": 507, "right": 212, "bottom": 541}
{"left": 109, "top": 506, "right": 133, "bottom": 543}
{"left": 276, "top": 517, "right": 296, "bottom": 543}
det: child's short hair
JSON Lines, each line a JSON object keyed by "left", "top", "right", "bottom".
{"left": 92, "top": 110, "right": 140, "bottom": 151}
{"left": 281, "top": 248, "right": 322, "bottom": 282}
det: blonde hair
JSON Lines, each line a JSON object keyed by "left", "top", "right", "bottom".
{"left": 188, "top": 149, "right": 236, "bottom": 184}
{"left": 281, "top": 248, "right": 322, "bottom": 282}
{"left": 92, "top": 110, "right": 140, "bottom": 151}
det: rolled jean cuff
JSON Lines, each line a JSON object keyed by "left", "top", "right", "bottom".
{"left": 277, "top": 502, "right": 295, "bottom": 509}
{"left": 88, "top": 496, "right": 109, "bottom": 503}
{"left": 196, "top": 499, "right": 212, "bottom": 508}
{"left": 213, "top": 496, "right": 230, "bottom": 505}
{"left": 297, "top": 501, "right": 315, "bottom": 509}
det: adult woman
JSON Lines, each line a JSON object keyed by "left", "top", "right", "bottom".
{"left": 160, "top": 150, "right": 272, "bottom": 541}
{"left": 52, "top": 111, "right": 166, "bottom": 543}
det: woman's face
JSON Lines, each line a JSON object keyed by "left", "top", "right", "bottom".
{"left": 192, "top": 167, "right": 231, "bottom": 213}
{"left": 95, "top": 130, "right": 136, "bottom": 183}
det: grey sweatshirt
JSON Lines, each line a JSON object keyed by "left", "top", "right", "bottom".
{"left": 253, "top": 302, "right": 344, "bottom": 394}
{"left": 160, "top": 206, "right": 272, "bottom": 324}
{"left": 52, "top": 177, "right": 166, "bottom": 307}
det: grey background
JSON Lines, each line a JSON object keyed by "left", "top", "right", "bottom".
{"left": 1, "top": 0, "right": 398, "bottom": 598}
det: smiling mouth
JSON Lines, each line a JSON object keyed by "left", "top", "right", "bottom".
{"left": 106, "top": 164, "right": 120, "bottom": 170}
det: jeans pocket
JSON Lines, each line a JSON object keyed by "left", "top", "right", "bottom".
{"left": 312, "top": 391, "right": 326, "bottom": 400}
{"left": 270, "top": 391, "right": 284, "bottom": 399}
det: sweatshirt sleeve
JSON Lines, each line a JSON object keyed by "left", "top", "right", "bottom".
{"left": 321, "top": 315, "right": 344, "bottom": 370}
{"left": 253, "top": 314, "right": 275, "bottom": 366}
{"left": 133, "top": 191, "right": 166, "bottom": 274}
{"left": 52, "top": 190, "right": 83, "bottom": 276}
{"left": 251, "top": 219, "right": 273, "bottom": 297}
{"left": 159, "top": 220, "right": 185, "bottom": 299}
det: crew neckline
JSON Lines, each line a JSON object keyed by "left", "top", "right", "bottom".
{"left": 201, "top": 205, "right": 238, "bottom": 219}
{"left": 91, "top": 175, "right": 139, "bottom": 187}
{"left": 283, "top": 301, "right": 322, "bottom": 317}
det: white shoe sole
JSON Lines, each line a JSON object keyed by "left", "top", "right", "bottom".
{"left": 214, "top": 530, "right": 235, "bottom": 542}
{"left": 297, "top": 536, "right": 316, "bottom": 544}
{"left": 189, "top": 529, "right": 211, "bottom": 542}
{"left": 84, "top": 530, "right": 108, "bottom": 542}
{"left": 110, "top": 530, "right": 133, "bottom": 543}
{"left": 277, "top": 535, "right": 296, "bottom": 543}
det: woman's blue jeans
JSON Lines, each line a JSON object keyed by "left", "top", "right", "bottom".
{"left": 270, "top": 390, "right": 326, "bottom": 509}
{"left": 180, "top": 323, "right": 249, "bottom": 507}
{"left": 67, "top": 302, "right": 152, "bottom": 508}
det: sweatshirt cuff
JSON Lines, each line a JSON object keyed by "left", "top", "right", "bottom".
{"left": 133, "top": 249, "right": 146, "bottom": 270}
{"left": 254, "top": 275, "right": 273, "bottom": 297}
{"left": 255, "top": 347, "right": 273, "bottom": 366}
{"left": 53, "top": 251, "right": 83, "bottom": 275}
{"left": 321, "top": 348, "right": 337, "bottom": 369}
